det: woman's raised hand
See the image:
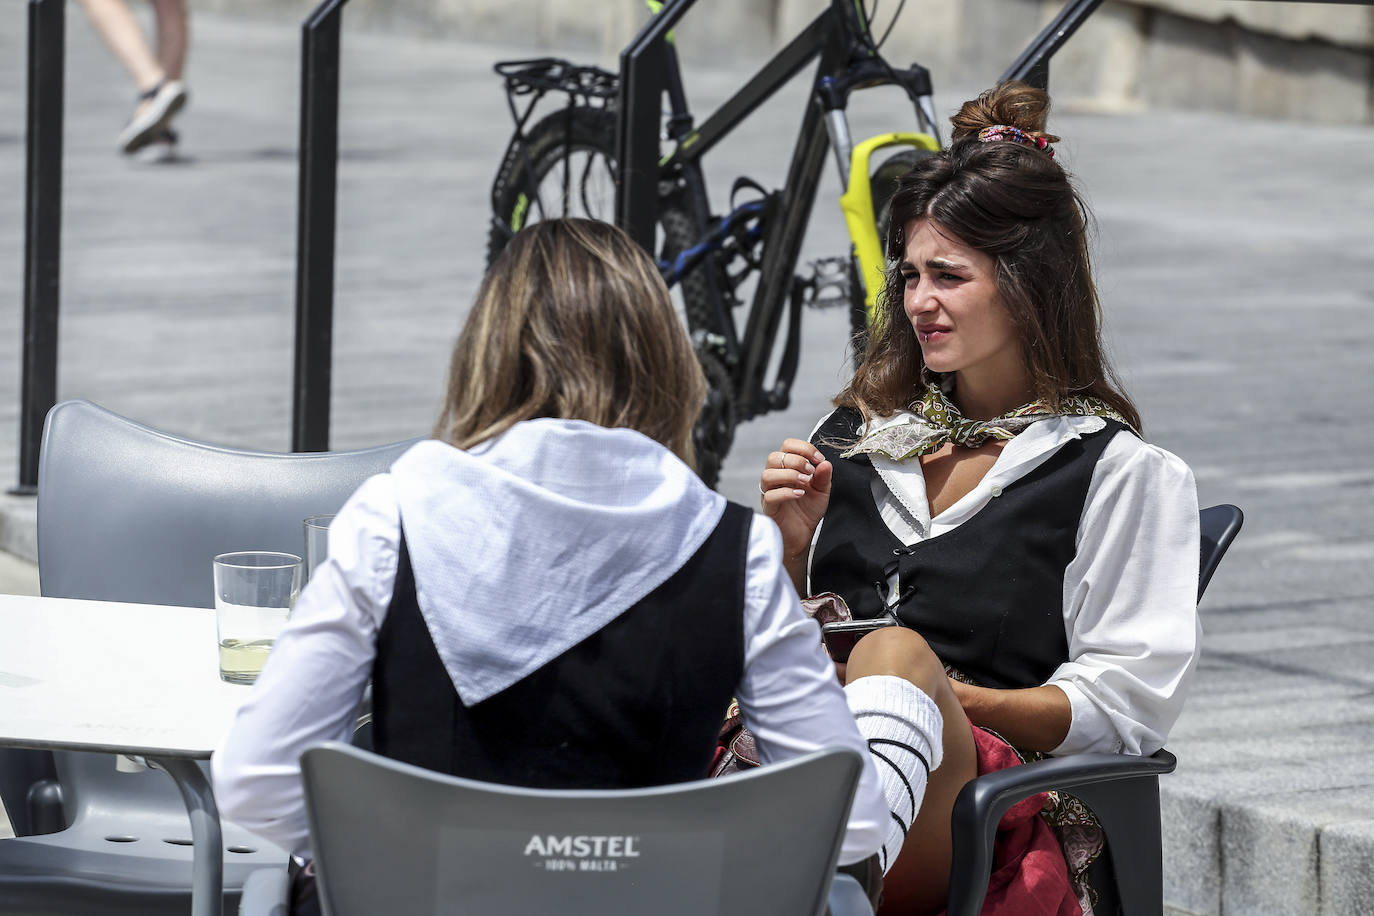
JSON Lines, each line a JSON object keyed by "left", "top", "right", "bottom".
{"left": 760, "top": 439, "right": 832, "bottom": 578}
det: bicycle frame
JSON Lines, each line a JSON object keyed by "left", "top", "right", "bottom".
{"left": 616, "top": 0, "right": 939, "bottom": 421}
{"left": 614, "top": 0, "right": 1108, "bottom": 424}
{"left": 840, "top": 130, "right": 940, "bottom": 325}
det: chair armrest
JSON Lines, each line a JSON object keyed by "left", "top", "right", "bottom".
{"left": 827, "top": 872, "right": 876, "bottom": 916}
{"left": 351, "top": 683, "right": 374, "bottom": 751}
{"left": 944, "top": 749, "right": 1176, "bottom": 916}
{"left": 237, "top": 866, "right": 291, "bottom": 916}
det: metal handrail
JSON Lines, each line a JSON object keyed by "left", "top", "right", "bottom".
{"left": 999, "top": 0, "right": 1106, "bottom": 89}
{"left": 614, "top": 0, "right": 699, "bottom": 250}
{"left": 13, "top": 0, "right": 65, "bottom": 495}
{"left": 14, "top": 0, "right": 343, "bottom": 482}
{"left": 293, "top": 0, "right": 348, "bottom": 452}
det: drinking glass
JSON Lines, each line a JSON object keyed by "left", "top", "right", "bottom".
{"left": 213, "top": 551, "right": 302, "bottom": 684}
{"left": 303, "top": 515, "right": 335, "bottom": 583}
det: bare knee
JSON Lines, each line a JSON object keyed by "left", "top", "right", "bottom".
{"left": 845, "top": 626, "right": 948, "bottom": 698}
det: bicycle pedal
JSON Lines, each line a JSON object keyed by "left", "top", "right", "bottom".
{"left": 804, "top": 256, "right": 852, "bottom": 310}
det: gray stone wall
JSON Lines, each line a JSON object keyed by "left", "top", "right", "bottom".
{"left": 194, "top": 0, "right": 1374, "bottom": 123}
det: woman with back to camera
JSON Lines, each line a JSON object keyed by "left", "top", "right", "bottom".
{"left": 214, "top": 218, "right": 908, "bottom": 914}
{"left": 761, "top": 83, "right": 1200, "bottom": 915}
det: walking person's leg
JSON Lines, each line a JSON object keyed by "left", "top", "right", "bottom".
{"left": 79, "top": 0, "right": 189, "bottom": 154}
{"left": 79, "top": 0, "right": 164, "bottom": 91}
{"left": 149, "top": 0, "right": 188, "bottom": 81}
{"left": 144, "top": 0, "right": 189, "bottom": 157}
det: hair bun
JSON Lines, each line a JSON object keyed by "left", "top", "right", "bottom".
{"left": 950, "top": 81, "right": 1060, "bottom": 145}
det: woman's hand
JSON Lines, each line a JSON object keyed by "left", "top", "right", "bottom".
{"left": 947, "top": 677, "right": 1072, "bottom": 753}
{"left": 760, "top": 438, "right": 832, "bottom": 592}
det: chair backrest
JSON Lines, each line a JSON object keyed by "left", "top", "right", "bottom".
{"left": 1198, "top": 504, "right": 1244, "bottom": 601}
{"left": 11, "top": 400, "right": 417, "bottom": 840}
{"left": 37, "top": 399, "right": 419, "bottom": 607}
{"left": 302, "top": 742, "right": 864, "bottom": 916}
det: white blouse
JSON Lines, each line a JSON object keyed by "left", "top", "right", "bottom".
{"left": 809, "top": 412, "right": 1202, "bottom": 757}
{"left": 212, "top": 420, "right": 888, "bottom": 864}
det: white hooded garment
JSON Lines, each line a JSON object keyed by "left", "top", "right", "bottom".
{"left": 388, "top": 421, "right": 726, "bottom": 704}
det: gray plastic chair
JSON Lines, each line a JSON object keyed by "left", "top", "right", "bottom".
{"left": 0, "top": 399, "right": 418, "bottom": 915}
{"left": 239, "top": 742, "right": 869, "bottom": 916}
{"left": 944, "top": 504, "right": 1245, "bottom": 916}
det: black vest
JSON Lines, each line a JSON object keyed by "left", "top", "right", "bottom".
{"left": 811, "top": 408, "right": 1124, "bottom": 690}
{"left": 371, "top": 502, "right": 751, "bottom": 788}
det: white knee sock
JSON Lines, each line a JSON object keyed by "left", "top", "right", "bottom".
{"left": 844, "top": 674, "right": 944, "bottom": 873}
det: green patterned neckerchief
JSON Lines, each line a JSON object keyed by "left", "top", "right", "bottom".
{"left": 842, "top": 382, "right": 1132, "bottom": 462}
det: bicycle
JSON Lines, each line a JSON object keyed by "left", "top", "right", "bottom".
{"left": 486, "top": 0, "right": 1102, "bottom": 486}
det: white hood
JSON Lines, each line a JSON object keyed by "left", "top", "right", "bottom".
{"left": 389, "top": 419, "right": 726, "bottom": 705}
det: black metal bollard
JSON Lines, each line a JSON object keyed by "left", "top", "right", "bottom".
{"left": 615, "top": 0, "right": 699, "bottom": 250}
{"left": 293, "top": 0, "right": 347, "bottom": 453}
{"left": 12, "top": 0, "right": 65, "bottom": 496}
{"left": 999, "top": 0, "right": 1105, "bottom": 89}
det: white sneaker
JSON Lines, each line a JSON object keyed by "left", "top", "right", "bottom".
{"left": 132, "top": 128, "right": 180, "bottom": 164}
{"left": 118, "top": 80, "right": 188, "bottom": 155}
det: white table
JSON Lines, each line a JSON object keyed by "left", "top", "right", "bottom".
{"left": 0, "top": 594, "right": 255, "bottom": 916}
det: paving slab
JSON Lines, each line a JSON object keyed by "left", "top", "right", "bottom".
{"left": 1, "top": 6, "right": 1373, "bottom": 912}
{"left": 1323, "top": 820, "right": 1374, "bottom": 916}
{"left": 1222, "top": 789, "right": 1374, "bottom": 916}
{"left": 1162, "top": 786, "right": 1223, "bottom": 916}
{"left": 0, "top": 546, "right": 37, "bottom": 598}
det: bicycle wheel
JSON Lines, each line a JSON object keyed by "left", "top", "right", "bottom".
{"left": 850, "top": 147, "right": 936, "bottom": 352}
{"left": 488, "top": 107, "right": 619, "bottom": 264}
{"left": 870, "top": 147, "right": 934, "bottom": 266}
{"left": 489, "top": 107, "right": 727, "bottom": 335}
{"left": 488, "top": 106, "right": 737, "bottom": 486}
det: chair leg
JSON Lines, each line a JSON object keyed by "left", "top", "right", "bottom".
{"left": 26, "top": 778, "right": 65, "bottom": 835}
{"left": 0, "top": 748, "right": 60, "bottom": 836}
{"left": 1072, "top": 777, "right": 1163, "bottom": 916}
{"left": 147, "top": 756, "right": 224, "bottom": 916}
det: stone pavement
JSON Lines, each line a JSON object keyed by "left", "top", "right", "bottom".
{"left": 2, "top": 5, "right": 1373, "bottom": 912}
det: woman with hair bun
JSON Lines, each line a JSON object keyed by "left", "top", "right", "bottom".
{"left": 761, "top": 83, "right": 1200, "bottom": 914}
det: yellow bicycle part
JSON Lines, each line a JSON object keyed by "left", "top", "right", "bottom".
{"left": 839, "top": 131, "right": 940, "bottom": 325}
{"left": 645, "top": 0, "right": 676, "bottom": 44}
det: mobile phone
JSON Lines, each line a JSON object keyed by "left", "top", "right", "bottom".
{"left": 821, "top": 617, "right": 897, "bottom": 663}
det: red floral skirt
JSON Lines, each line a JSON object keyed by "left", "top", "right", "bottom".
{"left": 935, "top": 724, "right": 1082, "bottom": 916}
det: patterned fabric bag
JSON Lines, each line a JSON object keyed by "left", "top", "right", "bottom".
{"left": 708, "top": 593, "right": 852, "bottom": 778}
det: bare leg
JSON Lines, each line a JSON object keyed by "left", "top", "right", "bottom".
{"left": 77, "top": 0, "right": 164, "bottom": 92}
{"left": 846, "top": 627, "right": 979, "bottom": 916}
{"left": 148, "top": 0, "right": 189, "bottom": 81}
{"left": 81, "top": 0, "right": 188, "bottom": 153}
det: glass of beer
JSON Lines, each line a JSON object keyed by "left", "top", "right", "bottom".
{"left": 213, "top": 551, "right": 302, "bottom": 684}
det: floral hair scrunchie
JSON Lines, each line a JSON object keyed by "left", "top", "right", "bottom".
{"left": 977, "top": 124, "right": 1055, "bottom": 158}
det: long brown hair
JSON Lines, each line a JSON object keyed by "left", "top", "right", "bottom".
{"left": 434, "top": 218, "right": 705, "bottom": 465}
{"left": 840, "top": 82, "right": 1141, "bottom": 431}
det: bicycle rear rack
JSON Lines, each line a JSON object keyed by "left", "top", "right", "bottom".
{"left": 495, "top": 58, "right": 618, "bottom": 112}
{"left": 487, "top": 59, "right": 622, "bottom": 251}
